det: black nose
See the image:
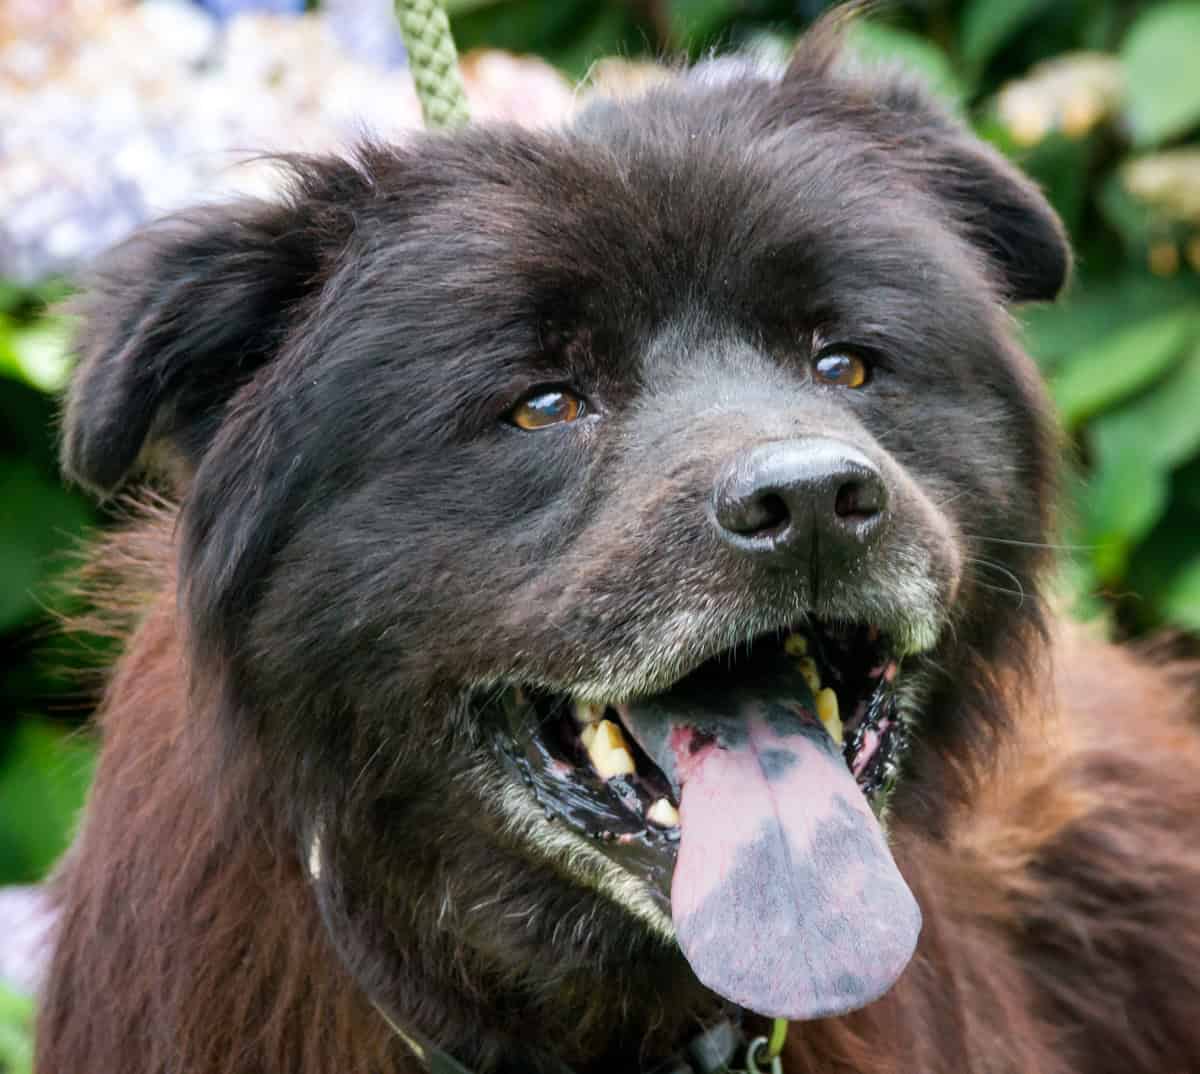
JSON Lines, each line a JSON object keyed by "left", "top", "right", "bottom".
{"left": 711, "top": 439, "right": 888, "bottom": 566}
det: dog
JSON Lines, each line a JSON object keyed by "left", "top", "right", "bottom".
{"left": 35, "top": 20, "right": 1200, "bottom": 1074}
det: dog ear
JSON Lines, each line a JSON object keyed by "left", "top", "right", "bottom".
{"left": 884, "top": 82, "right": 1071, "bottom": 303}
{"left": 783, "top": 29, "right": 1071, "bottom": 304}
{"left": 61, "top": 164, "right": 361, "bottom": 496}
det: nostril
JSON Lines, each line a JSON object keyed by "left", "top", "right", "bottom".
{"left": 712, "top": 441, "right": 887, "bottom": 558}
{"left": 834, "top": 480, "right": 881, "bottom": 521}
{"left": 728, "top": 491, "right": 790, "bottom": 536}
{"left": 754, "top": 492, "right": 790, "bottom": 533}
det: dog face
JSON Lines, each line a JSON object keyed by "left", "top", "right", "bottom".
{"left": 63, "top": 36, "right": 1067, "bottom": 1042}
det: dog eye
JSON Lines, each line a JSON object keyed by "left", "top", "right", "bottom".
{"left": 509, "top": 389, "right": 585, "bottom": 430}
{"left": 813, "top": 352, "right": 870, "bottom": 389}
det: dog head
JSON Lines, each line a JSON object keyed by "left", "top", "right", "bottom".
{"left": 62, "top": 27, "right": 1067, "bottom": 1057}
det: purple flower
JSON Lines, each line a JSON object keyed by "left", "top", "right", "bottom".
{"left": 192, "top": 0, "right": 306, "bottom": 19}
{"left": 325, "top": 0, "right": 409, "bottom": 69}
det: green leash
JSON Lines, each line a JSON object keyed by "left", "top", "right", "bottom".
{"left": 745, "top": 1019, "right": 789, "bottom": 1073}
{"left": 394, "top": 0, "right": 471, "bottom": 129}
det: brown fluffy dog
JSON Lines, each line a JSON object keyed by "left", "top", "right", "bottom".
{"left": 36, "top": 23, "right": 1200, "bottom": 1074}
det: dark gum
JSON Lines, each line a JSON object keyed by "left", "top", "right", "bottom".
{"left": 488, "top": 625, "right": 907, "bottom": 904}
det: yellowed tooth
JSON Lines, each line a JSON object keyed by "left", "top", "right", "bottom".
{"left": 574, "top": 701, "right": 603, "bottom": 726}
{"left": 816, "top": 687, "right": 842, "bottom": 745}
{"left": 798, "top": 656, "right": 821, "bottom": 695}
{"left": 587, "top": 719, "right": 636, "bottom": 780}
{"left": 647, "top": 798, "right": 680, "bottom": 828}
{"left": 784, "top": 633, "right": 808, "bottom": 657}
{"left": 580, "top": 723, "right": 598, "bottom": 750}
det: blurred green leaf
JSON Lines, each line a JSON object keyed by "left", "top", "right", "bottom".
{"left": 0, "top": 981, "right": 33, "bottom": 1074}
{"left": 1078, "top": 449, "right": 1170, "bottom": 582}
{"left": 1176, "top": 454, "right": 1200, "bottom": 517}
{"left": 961, "top": 0, "right": 1053, "bottom": 70}
{"left": 1021, "top": 273, "right": 1198, "bottom": 371}
{"left": 1122, "top": 2, "right": 1200, "bottom": 147}
{"left": 669, "top": 0, "right": 740, "bottom": 50}
{"left": 1124, "top": 485, "right": 1200, "bottom": 629}
{"left": 0, "top": 284, "right": 25, "bottom": 318}
{"left": 442, "top": 0, "right": 504, "bottom": 14}
{"left": 0, "top": 720, "right": 95, "bottom": 885}
{"left": 1050, "top": 307, "right": 1196, "bottom": 427}
{"left": 450, "top": 0, "right": 643, "bottom": 80}
{"left": 0, "top": 316, "right": 73, "bottom": 395}
{"left": 845, "top": 22, "right": 964, "bottom": 105}
{"left": 1098, "top": 169, "right": 1162, "bottom": 249}
{"left": 0, "top": 460, "right": 92, "bottom": 633}
{"left": 1162, "top": 554, "right": 1200, "bottom": 630}
{"left": 1090, "top": 339, "right": 1200, "bottom": 470}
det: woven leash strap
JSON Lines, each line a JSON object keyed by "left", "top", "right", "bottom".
{"left": 395, "top": 0, "right": 471, "bottom": 129}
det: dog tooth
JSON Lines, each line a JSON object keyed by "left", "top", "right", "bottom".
{"left": 574, "top": 701, "right": 604, "bottom": 726}
{"left": 784, "top": 634, "right": 808, "bottom": 656}
{"left": 647, "top": 798, "right": 679, "bottom": 828}
{"left": 798, "top": 656, "right": 821, "bottom": 694}
{"left": 587, "top": 719, "right": 636, "bottom": 780}
{"left": 816, "top": 687, "right": 843, "bottom": 745}
{"left": 580, "top": 723, "right": 598, "bottom": 750}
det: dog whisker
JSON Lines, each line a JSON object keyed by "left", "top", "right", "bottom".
{"left": 964, "top": 556, "right": 1027, "bottom": 605}
{"left": 964, "top": 533, "right": 1096, "bottom": 551}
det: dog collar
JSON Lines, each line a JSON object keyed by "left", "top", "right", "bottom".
{"left": 370, "top": 995, "right": 767, "bottom": 1074}
{"left": 305, "top": 828, "right": 786, "bottom": 1074}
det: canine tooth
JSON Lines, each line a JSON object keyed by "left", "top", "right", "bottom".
{"left": 647, "top": 798, "right": 679, "bottom": 828}
{"left": 580, "top": 724, "right": 598, "bottom": 750}
{"left": 816, "top": 688, "right": 843, "bottom": 745}
{"left": 784, "top": 634, "right": 808, "bottom": 656}
{"left": 587, "top": 719, "right": 636, "bottom": 780}
{"left": 798, "top": 656, "right": 821, "bottom": 694}
{"left": 574, "top": 701, "right": 604, "bottom": 726}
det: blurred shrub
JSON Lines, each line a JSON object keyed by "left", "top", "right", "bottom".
{"left": 2, "top": 0, "right": 1199, "bottom": 907}
{"left": 0, "top": 283, "right": 97, "bottom": 895}
{"left": 0, "top": 981, "right": 34, "bottom": 1074}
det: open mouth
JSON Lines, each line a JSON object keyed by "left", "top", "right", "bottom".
{"left": 498, "top": 623, "right": 906, "bottom": 842}
{"left": 492, "top": 620, "right": 922, "bottom": 1021}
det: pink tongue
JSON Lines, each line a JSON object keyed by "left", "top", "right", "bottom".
{"left": 666, "top": 709, "right": 921, "bottom": 1020}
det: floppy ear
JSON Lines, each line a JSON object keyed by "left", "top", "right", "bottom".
{"left": 784, "top": 27, "right": 1071, "bottom": 304}
{"left": 61, "top": 163, "right": 363, "bottom": 496}
{"left": 897, "top": 93, "right": 1071, "bottom": 303}
{"left": 865, "top": 79, "right": 1070, "bottom": 303}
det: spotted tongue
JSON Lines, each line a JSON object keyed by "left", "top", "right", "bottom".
{"left": 616, "top": 671, "right": 921, "bottom": 1020}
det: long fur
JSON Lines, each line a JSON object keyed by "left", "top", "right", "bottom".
{"left": 35, "top": 20, "right": 1200, "bottom": 1074}
{"left": 39, "top": 513, "right": 1200, "bottom": 1073}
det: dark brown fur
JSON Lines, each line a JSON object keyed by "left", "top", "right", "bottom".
{"left": 34, "top": 22, "right": 1200, "bottom": 1074}
{"left": 39, "top": 513, "right": 1200, "bottom": 1073}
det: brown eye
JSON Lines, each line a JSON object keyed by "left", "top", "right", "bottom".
{"left": 509, "top": 389, "right": 585, "bottom": 430}
{"left": 813, "top": 352, "right": 870, "bottom": 389}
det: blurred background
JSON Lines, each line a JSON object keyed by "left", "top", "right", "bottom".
{"left": 1, "top": 0, "right": 1199, "bottom": 1065}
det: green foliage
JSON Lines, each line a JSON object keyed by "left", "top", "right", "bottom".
{"left": 0, "top": 318, "right": 73, "bottom": 396}
{"left": 0, "top": 461, "right": 92, "bottom": 635}
{"left": 2, "top": 0, "right": 1200, "bottom": 925}
{"left": 845, "top": 21, "right": 965, "bottom": 104}
{"left": 0, "top": 720, "right": 95, "bottom": 885}
{"left": 0, "top": 283, "right": 98, "bottom": 913}
{"left": 0, "top": 982, "right": 33, "bottom": 1074}
{"left": 1122, "top": 2, "right": 1200, "bottom": 147}
{"left": 959, "top": 0, "right": 1053, "bottom": 72}
{"left": 1162, "top": 553, "right": 1200, "bottom": 629}
{"left": 1049, "top": 308, "right": 1195, "bottom": 428}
